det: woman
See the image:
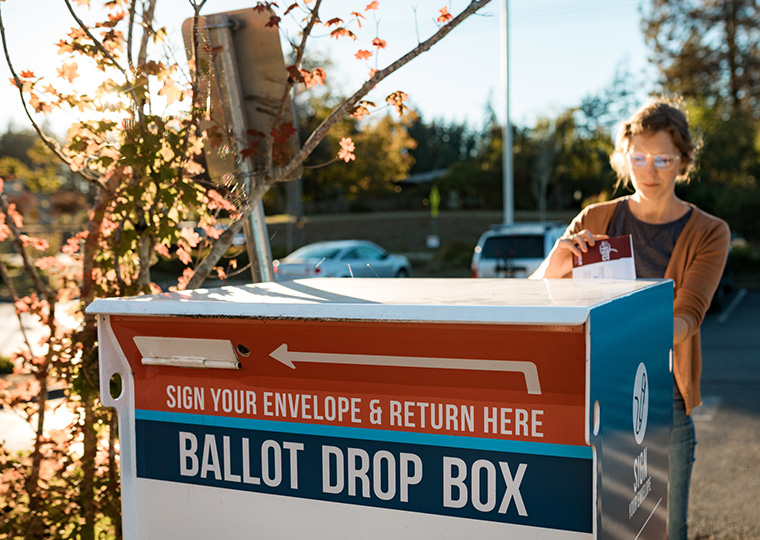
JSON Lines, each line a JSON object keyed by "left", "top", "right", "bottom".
{"left": 531, "top": 99, "right": 730, "bottom": 539}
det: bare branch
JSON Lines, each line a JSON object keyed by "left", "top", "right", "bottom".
{"left": 265, "top": 0, "right": 323, "bottom": 173}
{"left": 0, "top": 193, "right": 56, "bottom": 303}
{"left": 137, "top": 0, "right": 158, "bottom": 68}
{"left": 185, "top": 217, "right": 247, "bottom": 290}
{"left": 0, "top": 258, "right": 35, "bottom": 356}
{"left": 187, "top": 0, "right": 491, "bottom": 288}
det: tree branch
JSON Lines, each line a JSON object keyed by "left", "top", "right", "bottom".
{"left": 271, "top": 0, "right": 492, "bottom": 184}
{"left": 0, "top": 6, "right": 105, "bottom": 191}
{"left": 63, "top": 0, "right": 129, "bottom": 79}
{"left": 265, "top": 0, "right": 323, "bottom": 173}
{"left": 186, "top": 0, "right": 492, "bottom": 288}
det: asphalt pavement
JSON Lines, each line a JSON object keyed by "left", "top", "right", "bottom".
{"left": 689, "top": 288, "right": 760, "bottom": 539}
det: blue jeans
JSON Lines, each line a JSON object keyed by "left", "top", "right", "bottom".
{"left": 669, "top": 394, "right": 695, "bottom": 540}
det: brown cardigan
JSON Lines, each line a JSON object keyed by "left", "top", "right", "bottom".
{"left": 564, "top": 197, "right": 731, "bottom": 414}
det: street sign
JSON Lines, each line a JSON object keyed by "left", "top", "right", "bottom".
{"left": 89, "top": 278, "right": 672, "bottom": 539}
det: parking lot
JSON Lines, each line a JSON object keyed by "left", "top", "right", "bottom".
{"left": 689, "top": 288, "right": 760, "bottom": 539}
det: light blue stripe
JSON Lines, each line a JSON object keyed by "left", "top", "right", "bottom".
{"left": 135, "top": 409, "right": 592, "bottom": 459}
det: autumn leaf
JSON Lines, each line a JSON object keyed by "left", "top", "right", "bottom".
{"left": 338, "top": 137, "right": 356, "bottom": 163}
{"left": 154, "top": 243, "right": 171, "bottom": 258}
{"left": 214, "top": 266, "right": 228, "bottom": 281}
{"left": 56, "top": 62, "right": 80, "bottom": 83}
{"left": 365, "top": 1, "right": 380, "bottom": 11}
{"left": 158, "top": 79, "right": 183, "bottom": 105}
{"left": 284, "top": 3, "right": 298, "bottom": 16}
{"left": 271, "top": 122, "right": 298, "bottom": 144}
{"left": 330, "top": 28, "right": 358, "bottom": 41}
{"left": 437, "top": 6, "right": 454, "bottom": 23}
{"left": 20, "top": 70, "right": 35, "bottom": 79}
{"left": 176, "top": 267, "right": 195, "bottom": 291}
{"left": 266, "top": 15, "right": 281, "bottom": 28}
{"left": 180, "top": 227, "right": 202, "bottom": 249}
{"left": 20, "top": 235, "right": 50, "bottom": 252}
{"left": 351, "top": 12, "right": 366, "bottom": 28}
{"left": 302, "top": 67, "right": 326, "bottom": 88}
{"left": 241, "top": 141, "right": 261, "bottom": 158}
{"left": 350, "top": 100, "right": 376, "bottom": 119}
{"left": 253, "top": 2, "right": 278, "bottom": 13}
{"left": 386, "top": 90, "right": 409, "bottom": 117}
{"left": 368, "top": 68, "right": 379, "bottom": 80}
{"left": 325, "top": 17, "right": 343, "bottom": 28}
{"left": 355, "top": 49, "right": 373, "bottom": 60}
{"left": 372, "top": 37, "right": 387, "bottom": 49}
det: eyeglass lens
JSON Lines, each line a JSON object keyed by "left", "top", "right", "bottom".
{"left": 628, "top": 152, "right": 677, "bottom": 169}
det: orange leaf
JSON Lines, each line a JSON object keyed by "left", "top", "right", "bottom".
{"left": 351, "top": 12, "right": 366, "bottom": 28}
{"left": 437, "top": 6, "right": 454, "bottom": 23}
{"left": 330, "top": 27, "right": 357, "bottom": 40}
{"left": 372, "top": 37, "right": 387, "bottom": 49}
{"left": 338, "top": 137, "right": 356, "bottom": 163}
{"left": 386, "top": 90, "right": 409, "bottom": 117}
{"left": 350, "top": 100, "right": 375, "bottom": 120}
{"left": 354, "top": 49, "right": 373, "bottom": 60}
{"left": 20, "top": 70, "right": 35, "bottom": 78}
{"left": 365, "top": 1, "right": 380, "bottom": 11}
{"left": 56, "top": 62, "right": 79, "bottom": 83}
{"left": 284, "top": 3, "right": 298, "bottom": 16}
{"left": 325, "top": 17, "right": 344, "bottom": 28}
{"left": 302, "top": 67, "right": 326, "bottom": 88}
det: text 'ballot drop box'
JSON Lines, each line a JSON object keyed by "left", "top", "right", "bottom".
{"left": 88, "top": 278, "right": 673, "bottom": 539}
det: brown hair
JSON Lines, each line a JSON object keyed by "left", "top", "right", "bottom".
{"left": 609, "top": 99, "right": 698, "bottom": 190}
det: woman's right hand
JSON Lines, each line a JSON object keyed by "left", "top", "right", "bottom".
{"left": 530, "top": 230, "right": 609, "bottom": 278}
{"left": 555, "top": 230, "right": 609, "bottom": 258}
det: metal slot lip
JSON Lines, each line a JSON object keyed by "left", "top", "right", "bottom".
{"left": 134, "top": 336, "right": 241, "bottom": 370}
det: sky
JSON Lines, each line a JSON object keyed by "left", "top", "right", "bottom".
{"left": 0, "top": 0, "right": 655, "bottom": 135}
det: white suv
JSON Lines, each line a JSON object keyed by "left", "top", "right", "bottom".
{"left": 471, "top": 222, "right": 567, "bottom": 278}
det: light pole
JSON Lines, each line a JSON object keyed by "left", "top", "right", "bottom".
{"left": 501, "top": 0, "right": 514, "bottom": 225}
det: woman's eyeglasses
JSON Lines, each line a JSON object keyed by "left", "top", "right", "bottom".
{"left": 627, "top": 151, "right": 680, "bottom": 170}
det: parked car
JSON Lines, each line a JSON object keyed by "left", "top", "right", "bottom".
{"left": 471, "top": 222, "right": 567, "bottom": 278}
{"left": 273, "top": 240, "right": 412, "bottom": 280}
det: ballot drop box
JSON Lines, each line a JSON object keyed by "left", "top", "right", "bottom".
{"left": 88, "top": 278, "right": 673, "bottom": 539}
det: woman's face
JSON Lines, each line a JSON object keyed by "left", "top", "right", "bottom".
{"left": 627, "top": 130, "right": 681, "bottom": 202}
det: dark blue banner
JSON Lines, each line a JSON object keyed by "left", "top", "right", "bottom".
{"left": 136, "top": 418, "right": 592, "bottom": 533}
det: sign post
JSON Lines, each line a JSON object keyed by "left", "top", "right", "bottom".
{"left": 89, "top": 278, "right": 672, "bottom": 539}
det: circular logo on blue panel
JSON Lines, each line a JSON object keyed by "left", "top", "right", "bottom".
{"left": 632, "top": 362, "right": 648, "bottom": 444}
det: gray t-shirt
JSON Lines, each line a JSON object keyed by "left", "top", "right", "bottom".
{"left": 608, "top": 199, "right": 694, "bottom": 400}
{"left": 607, "top": 199, "right": 693, "bottom": 279}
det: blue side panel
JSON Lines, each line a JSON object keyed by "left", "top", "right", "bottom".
{"left": 589, "top": 280, "right": 672, "bottom": 539}
{"left": 135, "top": 418, "right": 593, "bottom": 533}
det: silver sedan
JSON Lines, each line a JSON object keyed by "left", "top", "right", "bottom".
{"left": 273, "top": 240, "right": 411, "bottom": 280}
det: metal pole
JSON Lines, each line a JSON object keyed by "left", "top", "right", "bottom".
{"left": 501, "top": 0, "right": 514, "bottom": 225}
{"left": 208, "top": 14, "right": 274, "bottom": 282}
{"left": 286, "top": 88, "right": 304, "bottom": 253}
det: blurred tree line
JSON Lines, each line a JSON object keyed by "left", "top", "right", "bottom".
{"left": 2, "top": 0, "right": 759, "bottom": 242}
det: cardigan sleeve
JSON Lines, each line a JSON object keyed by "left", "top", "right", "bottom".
{"left": 673, "top": 217, "right": 731, "bottom": 338}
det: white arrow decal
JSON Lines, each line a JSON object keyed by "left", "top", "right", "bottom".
{"left": 270, "top": 344, "right": 541, "bottom": 395}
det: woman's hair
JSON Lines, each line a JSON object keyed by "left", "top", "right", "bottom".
{"left": 609, "top": 98, "right": 699, "bottom": 190}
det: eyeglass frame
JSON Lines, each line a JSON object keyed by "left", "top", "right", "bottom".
{"left": 626, "top": 150, "right": 681, "bottom": 170}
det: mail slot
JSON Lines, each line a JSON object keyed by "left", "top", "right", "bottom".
{"left": 88, "top": 278, "right": 672, "bottom": 539}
